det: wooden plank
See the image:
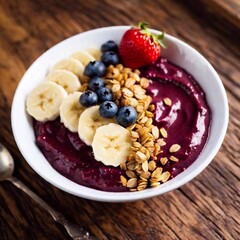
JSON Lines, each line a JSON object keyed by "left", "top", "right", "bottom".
{"left": 184, "top": 0, "right": 240, "bottom": 32}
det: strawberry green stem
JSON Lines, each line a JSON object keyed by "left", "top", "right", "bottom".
{"left": 138, "top": 22, "right": 166, "bottom": 48}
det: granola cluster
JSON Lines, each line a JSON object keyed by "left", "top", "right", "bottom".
{"left": 104, "top": 64, "right": 173, "bottom": 191}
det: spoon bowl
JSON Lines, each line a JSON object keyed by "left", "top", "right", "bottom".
{"left": 0, "top": 143, "right": 14, "bottom": 180}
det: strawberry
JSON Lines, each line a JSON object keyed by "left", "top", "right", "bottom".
{"left": 119, "top": 22, "right": 165, "bottom": 69}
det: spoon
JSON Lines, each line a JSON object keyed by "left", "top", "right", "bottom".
{"left": 0, "top": 143, "right": 95, "bottom": 240}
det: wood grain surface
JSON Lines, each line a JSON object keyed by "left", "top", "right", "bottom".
{"left": 185, "top": 0, "right": 240, "bottom": 33}
{"left": 0, "top": 0, "right": 239, "bottom": 239}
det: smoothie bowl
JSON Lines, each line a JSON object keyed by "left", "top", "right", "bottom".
{"left": 11, "top": 25, "right": 228, "bottom": 202}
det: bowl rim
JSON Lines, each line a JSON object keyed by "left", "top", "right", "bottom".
{"left": 11, "top": 26, "right": 229, "bottom": 202}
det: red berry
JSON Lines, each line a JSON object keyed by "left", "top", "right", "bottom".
{"left": 119, "top": 23, "right": 165, "bottom": 69}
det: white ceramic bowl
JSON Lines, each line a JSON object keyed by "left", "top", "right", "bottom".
{"left": 11, "top": 26, "right": 228, "bottom": 202}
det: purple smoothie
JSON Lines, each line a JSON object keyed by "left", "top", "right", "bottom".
{"left": 34, "top": 57, "right": 210, "bottom": 192}
{"left": 141, "top": 57, "right": 210, "bottom": 177}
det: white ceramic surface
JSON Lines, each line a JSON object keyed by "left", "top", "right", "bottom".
{"left": 11, "top": 26, "right": 229, "bottom": 202}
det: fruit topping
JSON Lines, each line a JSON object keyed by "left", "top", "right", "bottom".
{"left": 51, "top": 58, "right": 84, "bottom": 77}
{"left": 84, "top": 61, "right": 106, "bottom": 77}
{"left": 101, "top": 51, "right": 120, "bottom": 66}
{"left": 86, "top": 48, "right": 101, "bottom": 60}
{"left": 99, "top": 101, "right": 118, "bottom": 118}
{"left": 71, "top": 50, "right": 95, "bottom": 66}
{"left": 119, "top": 22, "right": 165, "bottom": 69}
{"left": 88, "top": 76, "right": 105, "bottom": 91}
{"left": 101, "top": 40, "right": 118, "bottom": 53}
{"left": 78, "top": 106, "right": 116, "bottom": 146}
{"left": 60, "top": 92, "right": 85, "bottom": 132}
{"left": 26, "top": 82, "right": 68, "bottom": 122}
{"left": 92, "top": 123, "right": 132, "bottom": 167}
{"left": 45, "top": 69, "right": 81, "bottom": 94}
{"left": 116, "top": 106, "right": 137, "bottom": 127}
{"left": 79, "top": 90, "right": 98, "bottom": 107}
{"left": 97, "top": 87, "right": 113, "bottom": 102}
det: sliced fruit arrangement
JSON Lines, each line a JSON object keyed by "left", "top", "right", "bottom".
{"left": 92, "top": 123, "right": 132, "bottom": 167}
{"left": 26, "top": 82, "right": 68, "bottom": 122}
{"left": 26, "top": 23, "right": 170, "bottom": 191}
{"left": 60, "top": 92, "right": 85, "bottom": 132}
{"left": 78, "top": 105, "right": 116, "bottom": 146}
{"left": 71, "top": 50, "right": 95, "bottom": 66}
{"left": 50, "top": 58, "right": 84, "bottom": 77}
{"left": 45, "top": 69, "right": 81, "bottom": 94}
{"left": 26, "top": 47, "right": 97, "bottom": 123}
{"left": 85, "top": 48, "right": 101, "bottom": 60}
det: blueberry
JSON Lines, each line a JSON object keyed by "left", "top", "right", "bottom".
{"left": 88, "top": 77, "right": 104, "bottom": 91}
{"left": 79, "top": 90, "right": 98, "bottom": 107}
{"left": 101, "top": 40, "right": 118, "bottom": 53}
{"left": 99, "top": 101, "right": 118, "bottom": 118}
{"left": 84, "top": 61, "right": 106, "bottom": 77}
{"left": 97, "top": 87, "right": 112, "bottom": 102}
{"left": 101, "top": 51, "right": 120, "bottom": 66}
{"left": 116, "top": 106, "right": 137, "bottom": 127}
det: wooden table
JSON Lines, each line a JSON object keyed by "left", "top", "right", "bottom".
{"left": 0, "top": 0, "right": 239, "bottom": 239}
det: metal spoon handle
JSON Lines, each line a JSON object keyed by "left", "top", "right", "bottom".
{"left": 8, "top": 176, "right": 94, "bottom": 240}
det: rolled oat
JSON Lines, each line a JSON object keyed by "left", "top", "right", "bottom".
{"left": 105, "top": 64, "right": 172, "bottom": 191}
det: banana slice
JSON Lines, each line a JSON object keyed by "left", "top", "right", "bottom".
{"left": 78, "top": 105, "right": 116, "bottom": 146}
{"left": 86, "top": 48, "right": 101, "bottom": 60}
{"left": 71, "top": 50, "right": 95, "bottom": 66}
{"left": 26, "top": 82, "right": 67, "bottom": 122}
{"left": 92, "top": 123, "right": 132, "bottom": 167}
{"left": 60, "top": 92, "right": 85, "bottom": 132}
{"left": 45, "top": 70, "right": 81, "bottom": 94}
{"left": 50, "top": 58, "right": 84, "bottom": 77}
